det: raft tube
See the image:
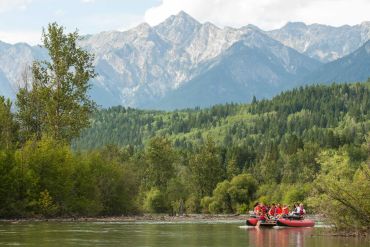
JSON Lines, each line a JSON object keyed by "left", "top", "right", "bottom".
{"left": 277, "top": 218, "right": 315, "bottom": 227}
{"left": 257, "top": 221, "right": 276, "bottom": 227}
{"left": 246, "top": 218, "right": 258, "bottom": 226}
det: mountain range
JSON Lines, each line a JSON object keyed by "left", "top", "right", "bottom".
{"left": 0, "top": 11, "right": 369, "bottom": 109}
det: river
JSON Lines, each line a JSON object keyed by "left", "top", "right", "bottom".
{"left": 0, "top": 221, "right": 368, "bottom": 246}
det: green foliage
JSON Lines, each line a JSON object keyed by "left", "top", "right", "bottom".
{"left": 228, "top": 174, "right": 257, "bottom": 207}
{"left": 308, "top": 147, "right": 370, "bottom": 231}
{"left": 16, "top": 23, "right": 96, "bottom": 143}
{"left": 189, "top": 138, "right": 224, "bottom": 198}
{"left": 143, "top": 137, "right": 176, "bottom": 190}
{"left": 143, "top": 188, "right": 168, "bottom": 213}
{"left": 185, "top": 196, "right": 200, "bottom": 213}
{"left": 0, "top": 150, "right": 19, "bottom": 216}
{"left": 226, "top": 158, "right": 240, "bottom": 179}
{"left": 74, "top": 83, "right": 370, "bottom": 151}
{"left": 282, "top": 184, "right": 311, "bottom": 205}
{"left": 15, "top": 138, "right": 74, "bottom": 215}
{"left": 166, "top": 178, "right": 189, "bottom": 215}
{"left": 1, "top": 77, "right": 369, "bottom": 228}
{"left": 255, "top": 182, "right": 312, "bottom": 207}
{"left": 67, "top": 156, "right": 102, "bottom": 216}
{"left": 0, "top": 97, "right": 17, "bottom": 149}
{"left": 38, "top": 190, "right": 58, "bottom": 217}
{"left": 208, "top": 180, "right": 232, "bottom": 213}
{"left": 88, "top": 152, "right": 139, "bottom": 215}
{"left": 203, "top": 173, "right": 257, "bottom": 214}
{"left": 0, "top": 137, "right": 140, "bottom": 218}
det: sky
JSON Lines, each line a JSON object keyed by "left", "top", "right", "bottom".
{"left": 1, "top": 0, "right": 369, "bottom": 45}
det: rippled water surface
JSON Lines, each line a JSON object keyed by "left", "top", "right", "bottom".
{"left": 0, "top": 221, "right": 368, "bottom": 246}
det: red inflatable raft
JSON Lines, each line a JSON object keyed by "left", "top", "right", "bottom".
{"left": 246, "top": 218, "right": 277, "bottom": 227}
{"left": 277, "top": 218, "right": 315, "bottom": 227}
{"left": 246, "top": 218, "right": 258, "bottom": 226}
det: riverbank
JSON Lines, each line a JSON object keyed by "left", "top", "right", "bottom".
{"left": 0, "top": 214, "right": 247, "bottom": 223}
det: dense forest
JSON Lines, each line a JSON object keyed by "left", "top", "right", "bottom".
{"left": 0, "top": 23, "right": 369, "bottom": 232}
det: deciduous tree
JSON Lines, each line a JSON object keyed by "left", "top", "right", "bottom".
{"left": 17, "top": 22, "right": 96, "bottom": 143}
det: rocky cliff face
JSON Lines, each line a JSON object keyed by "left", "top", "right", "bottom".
{"left": 0, "top": 12, "right": 369, "bottom": 109}
{"left": 302, "top": 40, "right": 370, "bottom": 84}
{"left": 267, "top": 21, "right": 370, "bottom": 62}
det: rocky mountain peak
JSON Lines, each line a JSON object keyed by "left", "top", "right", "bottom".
{"left": 134, "top": 22, "right": 152, "bottom": 33}
{"left": 154, "top": 11, "right": 201, "bottom": 44}
{"left": 242, "top": 24, "right": 261, "bottom": 32}
{"left": 361, "top": 21, "right": 370, "bottom": 27}
{"left": 282, "top": 21, "right": 307, "bottom": 30}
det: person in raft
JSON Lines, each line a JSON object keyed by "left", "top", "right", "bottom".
{"left": 290, "top": 203, "right": 306, "bottom": 218}
{"left": 253, "top": 202, "right": 261, "bottom": 216}
{"left": 282, "top": 204, "right": 290, "bottom": 216}
{"left": 258, "top": 203, "right": 269, "bottom": 221}
{"left": 259, "top": 206, "right": 267, "bottom": 222}
{"left": 292, "top": 203, "right": 299, "bottom": 215}
{"left": 268, "top": 203, "right": 277, "bottom": 218}
{"left": 275, "top": 203, "right": 283, "bottom": 218}
{"left": 261, "top": 203, "right": 268, "bottom": 216}
{"left": 299, "top": 203, "right": 306, "bottom": 215}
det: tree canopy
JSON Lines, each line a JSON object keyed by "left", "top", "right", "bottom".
{"left": 17, "top": 22, "right": 96, "bottom": 143}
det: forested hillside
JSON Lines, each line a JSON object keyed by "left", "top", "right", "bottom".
{"left": 75, "top": 82, "right": 370, "bottom": 159}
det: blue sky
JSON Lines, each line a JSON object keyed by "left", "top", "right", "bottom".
{"left": 0, "top": 0, "right": 160, "bottom": 44}
{"left": 1, "top": 0, "right": 369, "bottom": 45}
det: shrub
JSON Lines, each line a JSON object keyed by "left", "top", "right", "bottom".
{"left": 143, "top": 188, "right": 167, "bottom": 213}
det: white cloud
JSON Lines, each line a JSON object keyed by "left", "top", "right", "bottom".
{"left": 0, "top": 0, "right": 32, "bottom": 13}
{"left": 144, "top": 0, "right": 370, "bottom": 29}
{"left": 77, "top": 13, "right": 144, "bottom": 33}
{"left": 81, "top": 0, "right": 95, "bottom": 3}
{"left": 0, "top": 31, "right": 41, "bottom": 45}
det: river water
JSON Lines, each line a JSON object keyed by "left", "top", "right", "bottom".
{"left": 0, "top": 221, "right": 368, "bottom": 246}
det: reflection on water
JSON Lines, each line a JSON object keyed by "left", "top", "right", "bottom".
{"left": 0, "top": 221, "right": 368, "bottom": 247}
{"left": 243, "top": 226, "right": 369, "bottom": 247}
{"left": 246, "top": 227, "right": 312, "bottom": 247}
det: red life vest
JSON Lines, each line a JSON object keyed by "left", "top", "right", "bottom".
{"left": 261, "top": 206, "right": 267, "bottom": 214}
{"left": 268, "top": 207, "right": 276, "bottom": 216}
{"left": 282, "top": 207, "right": 289, "bottom": 215}
{"left": 276, "top": 207, "right": 283, "bottom": 215}
{"left": 254, "top": 205, "right": 261, "bottom": 215}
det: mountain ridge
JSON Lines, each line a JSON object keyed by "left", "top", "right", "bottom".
{"left": 303, "top": 40, "right": 370, "bottom": 84}
{"left": 0, "top": 11, "right": 369, "bottom": 109}
{"left": 267, "top": 21, "right": 370, "bottom": 62}
{"left": 151, "top": 32, "right": 321, "bottom": 110}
